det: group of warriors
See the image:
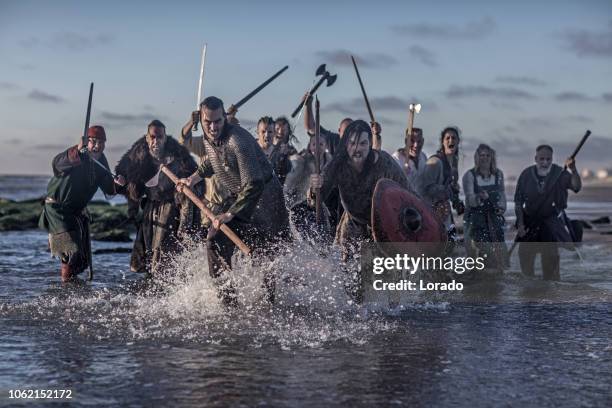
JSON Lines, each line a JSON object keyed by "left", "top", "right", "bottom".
{"left": 39, "top": 91, "right": 584, "bottom": 304}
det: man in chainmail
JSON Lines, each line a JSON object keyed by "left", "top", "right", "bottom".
{"left": 179, "top": 96, "right": 290, "bottom": 306}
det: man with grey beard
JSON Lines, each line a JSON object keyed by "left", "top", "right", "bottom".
{"left": 514, "top": 144, "right": 581, "bottom": 280}
{"left": 115, "top": 120, "right": 198, "bottom": 276}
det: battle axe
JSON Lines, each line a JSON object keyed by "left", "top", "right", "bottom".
{"left": 291, "top": 64, "right": 337, "bottom": 118}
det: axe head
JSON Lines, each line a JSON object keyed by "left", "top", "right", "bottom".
{"left": 316, "top": 64, "right": 327, "bottom": 77}
{"left": 144, "top": 157, "right": 175, "bottom": 187}
{"left": 326, "top": 74, "right": 337, "bottom": 87}
{"left": 409, "top": 103, "right": 422, "bottom": 114}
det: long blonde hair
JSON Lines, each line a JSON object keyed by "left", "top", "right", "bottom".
{"left": 473, "top": 143, "right": 498, "bottom": 175}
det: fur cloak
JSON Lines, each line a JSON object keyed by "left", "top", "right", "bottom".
{"left": 115, "top": 135, "right": 197, "bottom": 203}
{"left": 114, "top": 135, "right": 199, "bottom": 274}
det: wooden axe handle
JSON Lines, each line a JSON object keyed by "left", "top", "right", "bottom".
{"left": 160, "top": 165, "right": 252, "bottom": 255}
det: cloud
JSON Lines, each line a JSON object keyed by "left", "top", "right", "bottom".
{"left": 105, "top": 144, "right": 130, "bottom": 154}
{"left": 517, "top": 117, "right": 553, "bottom": 128}
{"left": 31, "top": 143, "right": 70, "bottom": 151}
{"left": 490, "top": 100, "right": 524, "bottom": 111}
{"left": 0, "top": 81, "right": 20, "bottom": 90}
{"left": 482, "top": 134, "right": 611, "bottom": 161}
{"left": 240, "top": 119, "right": 258, "bottom": 130}
{"left": 314, "top": 49, "right": 398, "bottom": 69}
{"left": 28, "top": 89, "right": 65, "bottom": 103}
{"left": 323, "top": 96, "right": 438, "bottom": 125}
{"left": 445, "top": 85, "right": 537, "bottom": 100}
{"left": 99, "top": 111, "right": 160, "bottom": 128}
{"left": 516, "top": 115, "right": 592, "bottom": 129}
{"left": 561, "top": 22, "right": 612, "bottom": 58}
{"left": 553, "top": 91, "right": 595, "bottom": 102}
{"left": 408, "top": 45, "right": 437, "bottom": 67}
{"left": 18, "top": 37, "right": 41, "bottom": 48}
{"left": 602, "top": 92, "right": 612, "bottom": 103}
{"left": 566, "top": 115, "right": 593, "bottom": 123}
{"left": 494, "top": 76, "right": 548, "bottom": 87}
{"left": 6, "top": 138, "right": 23, "bottom": 145}
{"left": 390, "top": 17, "right": 496, "bottom": 40}
{"left": 325, "top": 96, "right": 424, "bottom": 117}
{"left": 19, "top": 32, "right": 114, "bottom": 51}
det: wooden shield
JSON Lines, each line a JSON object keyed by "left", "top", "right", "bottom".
{"left": 371, "top": 178, "right": 446, "bottom": 251}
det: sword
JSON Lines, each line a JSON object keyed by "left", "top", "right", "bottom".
{"left": 227, "top": 65, "right": 289, "bottom": 115}
{"left": 193, "top": 43, "right": 207, "bottom": 132}
{"left": 82, "top": 83, "right": 94, "bottom": 150}
{"left": 90, "top": 156, "right": 116, "bottom": 178}
{"left": 81, "top": 82, "right": 94, "bottom": 281}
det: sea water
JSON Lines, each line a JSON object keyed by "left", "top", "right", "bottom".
{"left": 1, "top": 176, "right": 610, "bottom": 407}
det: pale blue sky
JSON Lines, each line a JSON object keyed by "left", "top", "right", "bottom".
{"left": 1, "top": 0, "right": 611, "bottom": 177}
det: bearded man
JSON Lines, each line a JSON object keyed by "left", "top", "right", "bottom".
{"left": 309, "top": 120, "right": 410, "bottom": 302}
{"left": 514, "top": 144, "right": 581, "bottom": 280}
{"left": 284, "top": 134, "right": 333, "bottom": 241}
{"left": 392, "top": 127, "right": 427, "bottom": 196}
{"left": 179, "top": 96, "right": 290, "bottom": 305}
{"left": 115, "top": 120, "right": 198, "bottom": 276}
{"left": 39, "top": 126, "right": 125, "bottom": 281}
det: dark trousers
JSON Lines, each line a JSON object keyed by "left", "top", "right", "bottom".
{"left": 518, "top": 243, "right": 560, "bottom": 281}
{"left": 518, "top": 217, "right": 568, "bottom": 281}
{"left": 60, "top": 215, "right": 90, "bottom": 275}
{"left": 206, "top": 219, "right": 287, "bottom": 303}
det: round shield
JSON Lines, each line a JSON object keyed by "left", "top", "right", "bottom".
{"left": 371, "top": 178, "right": 446, "bottom": 245}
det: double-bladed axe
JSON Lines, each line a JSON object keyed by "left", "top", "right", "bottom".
{"left": 291, "top": 64, "right": 337, "bottom": 118}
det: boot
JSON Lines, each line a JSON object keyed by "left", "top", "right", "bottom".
{"left": 60, "top": 263, "right": 74, "bottom": 282}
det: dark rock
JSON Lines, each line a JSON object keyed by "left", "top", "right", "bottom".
{"left": 92, "top": 229, "right": 132, "bottom": 242}
{"left": 93, "top": 247, "right": 132, "bottom": 254}
{"left": 0, "top": 200, "right": 41, "bottom": 231}
{"left": 0, "top": 213, "right": 39, "bottom": 230}
{"left": 18, "top": 196, "right": 45, "bottom": 205}
{"left": 591, "top": 216, "right": 610, "bottom": 224}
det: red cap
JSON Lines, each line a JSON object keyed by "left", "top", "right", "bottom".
{"left": 87, "top": 125, "right": 106, "bottom": 141}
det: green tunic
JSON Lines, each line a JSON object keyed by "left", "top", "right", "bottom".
{"left": 39, "top": 145, "right": 115, "bottom": 234}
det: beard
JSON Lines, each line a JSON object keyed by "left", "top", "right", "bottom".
{"left": 149, "top": 145, "right": 164, "bottom": 161}
{"left": 536, "top": 165, "right": 551, "bottom": 176}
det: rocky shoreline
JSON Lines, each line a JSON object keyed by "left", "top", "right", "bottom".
{"left": 0, "top": 197, "right": 134, "bottom": 242}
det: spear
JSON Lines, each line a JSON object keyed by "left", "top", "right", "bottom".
{"left": 350, "top": 55, "right": 375, "bottom": 123}
{"left": 314, "top": 96, "right": 322, "bottom": 224}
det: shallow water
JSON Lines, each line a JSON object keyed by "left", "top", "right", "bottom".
{"left": 1, "top": 229, "right": 611, "bottom": 407}
{"left": 1, "top": 176, "right": 611, "bottom": 406}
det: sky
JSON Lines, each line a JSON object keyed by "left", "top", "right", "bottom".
{"left": 0, "top": 0, "right": 611, "bottom": 178}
